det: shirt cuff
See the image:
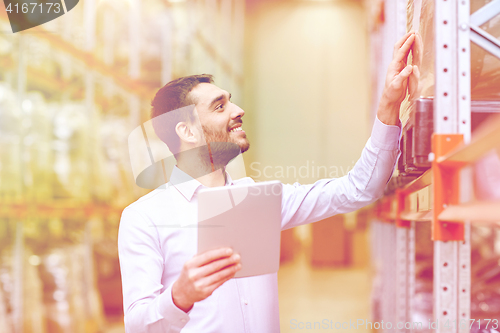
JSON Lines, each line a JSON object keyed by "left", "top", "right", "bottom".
{"left": 158, "top": 283, "right": 191, "bottom": 329}
{"left": 370, "top": 116, "right": 402, "bottom": 151}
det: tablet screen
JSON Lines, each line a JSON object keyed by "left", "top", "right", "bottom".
{"left": 198, "top": 181, "right": 282, "bottom": 278}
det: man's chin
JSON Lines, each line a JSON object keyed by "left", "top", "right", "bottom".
{"left": 237, "top": 140, "right": 250, "bottom": 153}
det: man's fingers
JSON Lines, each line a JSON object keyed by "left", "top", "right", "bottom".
{"left": 387, "top": 33, "right": 416, "bottom": 78}
{"left": 186, "top": 264, "right": 240, "bottom": 303}
{"left": 206, "top": 274, "right": 236, "bottom": 294}
{"left": 412, "top": 65, "right": 420, "bottom": 77}
{"left": 197, "top": 272, "right": 237, "bottom": 300}
{"left": 188, "top": 247, "right": 233, "bottom": 268}
{"left": 399, "top": 65, "right": 413, "bottom": 78}
{"left": 391, "top": 65, "right": 413, "bottom": 90}
{"left": 387, "top": 59, "right": 405, "bottom": 77}
{"left": 394, "top": 33, "right": 415, "bottom": 64}
{"left": 409, "top": 65, "right": 421, "bottom": 99}
{"left": 412, "top": 32, "right": 423, "bottom": 68}
{"left": 393, "top": 31, "right": 414, "bottom": 52}
{"left": 191, "top": 253, "right": 241, "bottom": 279}
{"left": 198, "top": 263, "right": 241, "bottom": 288}
{"left": 393, "top": 31, "right": 415, "bottom": 56}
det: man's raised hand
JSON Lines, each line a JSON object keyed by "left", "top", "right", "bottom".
{"left": 377, "top": 31, "right": 420, "bottom": 125}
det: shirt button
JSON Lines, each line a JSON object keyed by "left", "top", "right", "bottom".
{"left": 244, "top": 300, "right": 248, "bottom": 305}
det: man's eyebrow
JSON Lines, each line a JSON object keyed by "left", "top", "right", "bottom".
{"left": 208, "top": 92, "right": 231, "bottom": 109}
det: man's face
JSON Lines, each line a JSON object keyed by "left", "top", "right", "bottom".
{"left": 189, "top": 83, "right": 250, "bottom": 153}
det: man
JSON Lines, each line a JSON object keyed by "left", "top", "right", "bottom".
{"left": 118, "top": 32, "right": 419, "bottom": 332}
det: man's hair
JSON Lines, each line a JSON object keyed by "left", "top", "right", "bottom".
{"left": 151, "top": 74, "right": 214, "bottom": 154}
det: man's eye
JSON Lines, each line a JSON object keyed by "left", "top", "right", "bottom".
{"left": 215, "top": 104, "right": 224, "bottom": 111}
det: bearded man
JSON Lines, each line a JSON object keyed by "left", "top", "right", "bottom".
{"left": 118, "top": 32, "right": 419, "bottom": 333}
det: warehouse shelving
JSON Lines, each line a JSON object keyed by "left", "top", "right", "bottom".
{"left": 368, "top": 0, "right": 500, "bottom": 331}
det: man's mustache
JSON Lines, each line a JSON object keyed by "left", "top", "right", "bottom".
{"left": 228, "top": 120, "right": 243, "bottom": 129}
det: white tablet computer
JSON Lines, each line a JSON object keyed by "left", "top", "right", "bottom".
{"left": 197, "top": 180, "right": 282, "bottom": 278}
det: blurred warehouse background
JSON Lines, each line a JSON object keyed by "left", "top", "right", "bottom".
{"left": 1, "top": 0, "right": 499, "bottom": 332}
{"left": 0, "top": 0, "right": 372, "bottom": 331}
{"left": 0, "top": 0, "right": 394, "bottom": 331}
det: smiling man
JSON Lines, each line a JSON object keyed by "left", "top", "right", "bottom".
{"left": 118, "top": 32, "right": 420, "bottom": 333}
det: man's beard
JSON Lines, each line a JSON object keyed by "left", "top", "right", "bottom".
{"left": 202, "top": 125, "right": 250, "bottom": 153}
{"left": 199, "top": 125, "right": 250, "bottom": 170}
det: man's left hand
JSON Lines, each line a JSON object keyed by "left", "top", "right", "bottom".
{"left": 377, "top": 31, "right": 421, "bottom": 126}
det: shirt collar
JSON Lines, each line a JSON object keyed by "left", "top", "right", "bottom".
{"left": 169, "top": 166, "right": 234, "bottom": 201}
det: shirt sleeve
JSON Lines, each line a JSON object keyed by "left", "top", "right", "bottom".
{"left": 118, "top": 207, "right": 191, "bottom": 333}
{"left": 281, "top": 116, "right": 401, "bottom": 230}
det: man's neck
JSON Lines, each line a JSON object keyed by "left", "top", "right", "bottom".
{"left": 176, "top": 159, "right": 227, "bottom": 187}
{"left": 196, "top": 168, "right": 227, "bottom": 187}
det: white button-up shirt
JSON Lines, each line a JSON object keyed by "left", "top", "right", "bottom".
{"left": 118, "top": 117, "right": 401, "bottom": 333}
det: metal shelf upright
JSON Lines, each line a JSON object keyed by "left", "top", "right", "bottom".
{"left": 369, "top": 0, "right": 500, "bottom": 332}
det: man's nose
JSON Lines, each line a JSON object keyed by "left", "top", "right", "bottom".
{"left": 230, "top": 103, "right": 245, "bottom": 119}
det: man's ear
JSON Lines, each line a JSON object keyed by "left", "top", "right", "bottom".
{"left": 175, "top": 121, "right": 202, "bottom": 145}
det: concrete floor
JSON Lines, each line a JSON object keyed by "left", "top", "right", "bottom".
{"left": 278, "top": 252, "right": 372, "bottom": 333}
{"left": 104, "top": 253, "right": 373, "bottom": 333}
